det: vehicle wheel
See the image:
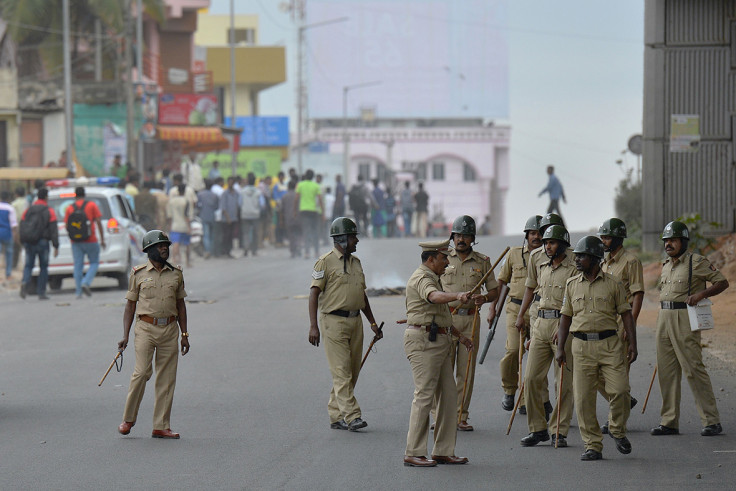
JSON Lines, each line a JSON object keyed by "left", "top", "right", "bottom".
{"left": 49, "top": 276, "right": 63, "bottom": 291}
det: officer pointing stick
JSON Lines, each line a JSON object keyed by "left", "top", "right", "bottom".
{"left": 308, "top": 217, "right": 381, "bottom": 432}
{"left": 117, "top": 230, "right": 189, "bottom": 439}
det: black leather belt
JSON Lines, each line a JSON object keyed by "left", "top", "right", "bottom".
{"left": 408, "top": 325, "right": 448, "bottom": 335}
{"left": 534, "top": 294, "right": 541, "bottom": 302}
{"left": 538, "top": 309, "right": 561, "bottom": 319}
{"left": 660, "top": 301, "right": 687, "bottom": 310}
{"left": 329, "top": 309, "right": 361, "bottom": 318}
{"left": 509, "top": 297, "right": 522, "bottom": 305}
{"left": 573, "top": 330, "right": 617, "bottom": 341}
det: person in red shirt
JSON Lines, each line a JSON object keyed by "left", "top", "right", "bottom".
{"left": 20, "top": 187, "right": 59, "bottom": 300}
{"left": 65, "top": 187, "right": 105, "bottom": 299}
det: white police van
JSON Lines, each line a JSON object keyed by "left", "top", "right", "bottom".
{"left": 30, "top": 176, "right": 148, "bottom": 291}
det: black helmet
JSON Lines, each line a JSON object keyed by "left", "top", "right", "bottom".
{"left": 542, "top": 224, "right": 570, "bottom": 246}
{"left": 451, "top": 215, "right": 476, "bottom": 236}
{"left": 142, "top": 230, "right": 171, "bottom": 251}
{"left": 661, "top": 221, "right": 689, "bottom": 240}
{"left": 573, "top": 235, "right": 605, "bottom": 259}
{"left": 598, "top": 218, "right": 627, "bottom": 238}
{"left": 330, "top": 217, "right": 358, "bottom": 236}
{"left": 539, "top": 213, "right": 564, "bottom": 233}
{"left": 524, "top": 215, "right": 542, "bottom": 232}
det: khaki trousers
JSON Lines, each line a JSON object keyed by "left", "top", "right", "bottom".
{"left": 572, "top": 335, "right": 630, "bottom": 452}
{"left": 322, "top": 313, "right": 364, "bottom": 424}
{"left": 524, "top": 317, "right": 573, "bottom": 435}
{"left": 597, "top": 318, "right": 632, "bottom": 420}
{"left": 500, "top": 302, "right": 527, "bottom": 394}
{"left": 404, "top": 329, "right": 457, "bottom": 457}
{"left": 123, "top": 319, "right": 179, "bottom": 430}
{"left": 451, "top": 314, "right": 479, "bottom": 421}
{"left": 656, "top": 309, "right": 720, "bottom": 427}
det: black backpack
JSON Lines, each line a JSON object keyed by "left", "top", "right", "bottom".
{"left": 19, "top": 204, "right": 50, "bottom": 244}
{"left": 349, "top": 186, "right": 367, "bottom": 213}
{"left": 66, "top": 200, "right": 91, "bottom": 242}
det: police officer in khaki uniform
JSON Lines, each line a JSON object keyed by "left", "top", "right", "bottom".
{"left": 439, "top": 215, "right": 498, "bottom": 431}
{"left": 556, "top": 236, "right": 637, "bottom": 461}
{"left": 489, "top": 215, "right": 546, "bottom": 412}
{"left": 651, "top": 221, "right": 729, "bottom": 437}
{"left": 515, "top": 224, "right": 577, "bottom": 448}
{"left": 118, "top": 230, "right": 190, "bottom": 439}
{"left": 403, "top": 239, "right": 479, "bottom": 467}
{"left": 308, "top": 217, "right": 381, "bottom": 431}
{"left": 598, "top": 218, "right": 644, "bottom": 433}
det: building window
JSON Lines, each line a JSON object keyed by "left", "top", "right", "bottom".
{"left": 358, "top": 162, "right": 371, "bottom": 180}
{"left": 463, "top": 162, "right": 476, "bottom": 182}
{"left": 432, "top": 161, "right": 445, "bottom": 181}
{"left": 416, "top": 162, "right": 427, "bottom": 181}
{"left": 228, "top": 28, "right": 255, "bottom": 45}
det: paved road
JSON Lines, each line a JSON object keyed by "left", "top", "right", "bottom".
{"left": 1, "top": 235, "right": 734, "bottom": 489}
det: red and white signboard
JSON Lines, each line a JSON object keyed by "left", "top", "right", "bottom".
{"left": 158, "top": 93, "right": 220, "bottom": 126}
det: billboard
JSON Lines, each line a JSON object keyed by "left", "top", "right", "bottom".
{"left": 306, "top": 0, "right": 508, "bottom": 119}
{"left": 158, "top": 93, "right": 220, "bottom": 126}
{"left": 225, "top": 116, "right": 290, "bottom": 146}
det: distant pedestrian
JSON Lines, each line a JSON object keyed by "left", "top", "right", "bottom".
{"left": 384, "top": 187, "right": 397, "bottom": 238}
{"left": 272, "top": 172, "right": 288, "bottom": 245}
{"left": 478, "top": 215, "right": 492, "bottom": 236}
{"left": 400, "top": 181, "right": 414, "bottom": 237}
{"left": 538, "top": 166, "right": 566, "bottom": 218}
{"left": 0, "top": 191, "right": 18, "bottom": 282}
{"left": 239, "top": 173, "right": 260, "bottom": 257}
{"left": 64, "top": 186, "right": 105, "bottom": 299}
{"left": 371, "top": 179, "right": 386, "bottom": 238}
{"left": 167, "top": 184, "right": 193, "bottom": 267}
{"left": 208, "top": 160, "right": 221, "bottom": 180}
{"left": 295, "top": 169, "right": 324, "bottom": 259}
{"left": 414, "top": 182, "right": 429, "bottom": 238}
{"left": 281, "top": 180, "right": 301, "bottom": 257}
{"left": 11, "top": 186, "right": 27, "bottom": 270}
{"left": 197, "top": 180, "right": 219, "bottom": 258}
{"left": 219, "top": 177, "right": 241, "bottom": 258}
{"left": 20, "top": 188, "right": 59, "bottom": 300}
{"left": 134, "top": 182, "right": 158, "bottom": 231}
{"left": 333, "top": 174, "right": 346, "bottom": 220}
{"left": 348, "top": 175, "right": 370, "bottom": 235}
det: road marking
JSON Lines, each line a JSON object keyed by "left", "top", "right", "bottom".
{"left": 713, "top": 450, "right": 736, "bottom": 453}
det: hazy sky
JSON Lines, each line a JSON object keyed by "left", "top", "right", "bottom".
{"left": 208, "top": 0, "right": 644, "bottom": 234}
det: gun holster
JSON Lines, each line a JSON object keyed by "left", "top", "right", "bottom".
{"left": 429, "top": 318, "right": 439, "bottom": 342}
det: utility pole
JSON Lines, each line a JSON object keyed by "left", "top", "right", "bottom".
{"left": 62, "top": 0, "right": 75, "bottom": 175}
{"left": 136, "top": 0, "right": 144, "bottom": 185}
{"left": 125, "top": 0, "right": 135, "bottom": 171}
{"left": 295, "top": 0, "right": 305, "bottom": 175}
{"left": 230, "top": 0, "right": 237, "bottom": 175}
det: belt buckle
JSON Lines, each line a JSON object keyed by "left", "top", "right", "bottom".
{"left": 155, "top": 317, "right": 167, "bottom": 325}
{"left": 457, "top": 308, "right": 468, "bottom": 316}
{"left": 349, "top": 310, "right": 359, "bottom": 317}
{"left": 587, "top": 332, "right": 600, "bottom": 341}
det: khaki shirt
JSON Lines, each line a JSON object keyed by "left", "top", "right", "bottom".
{"left": 526, "top": 252, "right": 577, "bottom": 310}
{"left": 442, "top": 249, "right": 498, "bottom": 308}
{"left": 125, "top": 260, "right": 186, "bottom": 317}
{"left": 498, "top": 245, "right": 532, "bottom": 301}
{"left": 526, "top": 247, "right": 575, "bottom": 294}
{"left": 561, "top": 269, "right": 630, "bottom": 332}
{"left": 311, "top": 247, "right": 367, "bottom": 313}
{"left": 601, "top": 247, "right": 644, "bottom": 303}
{"left": 406, "top": 264, "right": 453, "bottom": 327}
{"left": 659, "top": 251, "right": 726, "bottom": 302}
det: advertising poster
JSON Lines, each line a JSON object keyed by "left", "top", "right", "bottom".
{"left": 159, "top": 93, "right": 220, "bottom": 126}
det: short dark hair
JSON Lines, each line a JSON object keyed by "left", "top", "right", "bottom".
{"left": 288, "top": 180, "right": 297, "bottom": 190}
{"left": 247, "top": 172, "right": 256, "bottom": 185}
{"left": 0, "top": 191, "right": 10, "bottom": 202}
{"left": 173, "top": 173, "right": 184, "bottom": 184}
{"left": 305, "top": 169, "right": 314, "bottom": 180}
{"left": 15, "top": 186, "right": 26, "bottom": 197}
{"left": 37, "top": 187, "right": 48, "bottom": 200}
{"left": 75, "top": 186, "right": 85, "bottom": 197}
{"left": 421, "top": 251, "right": 439, "bottom": 262}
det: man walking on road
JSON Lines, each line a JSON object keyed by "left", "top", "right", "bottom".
{"left": 308, "top": 217, "right": 381, "bottom": 432}
{"left": 118, "top": 230, "right": 189, "bottom": 439}
{"left": 296, "top": 169, "right": 324, "bottom": 260}
{"left": 651, "top": 221, "right": 729, "bottom": 437}
{"left": 538, "top": 166, "right": 566, "bottom": 218}
{"left": 65, "top": 187, "right": 105, "bottom": 298}
{"left": 20, "top": 187, "right": 58, "bottom": 300}
{"left": 414, "top": 183, "right": 429, "bottom": 238}
{"left": 0, "top": 191, "right": 18, "bottom": 283}
{"left": 556, "top": 236, "right": 637, "bottom": 461}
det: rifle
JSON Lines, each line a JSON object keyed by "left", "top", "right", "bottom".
{"left": 479, "top": 284, "right": 509, "bottom": 365}
{"left": 98, "top": 350, "right": 123, "bottom": 386}
{"left": 360, "top": 321, "right": 385, "bottom": 369}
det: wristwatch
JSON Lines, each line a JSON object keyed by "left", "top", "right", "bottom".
{"left": 181, "top": 332, "right": 189, "bottom": 338}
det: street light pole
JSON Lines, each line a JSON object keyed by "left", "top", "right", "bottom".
{"left": 62, "top": 0, "right": 75, "bottom": 175}
{"left": 230, "top": 0, "right": 237, "bottom": 175}
{"left": 341, "top": 80, "right": 381, "bottom": 187}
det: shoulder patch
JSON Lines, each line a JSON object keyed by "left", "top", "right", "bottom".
{"left": 312, "top": 270, "right": 325, "bottom": 280}
{"left": 132, "top": 264, "right": 146, "bottom": 274}
{"left": 174, "top": 264, "right": 183, "bottom": 271}
{"left": 476, "top": 252, "right": 489, "bottom": 261}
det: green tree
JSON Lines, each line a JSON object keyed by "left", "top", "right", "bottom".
{"left": 614, "top": 169, "right": 642, "bottom": 249}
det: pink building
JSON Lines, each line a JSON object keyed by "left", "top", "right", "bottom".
{"left": 310, "top": 119, "right": 510, "bottom": 235}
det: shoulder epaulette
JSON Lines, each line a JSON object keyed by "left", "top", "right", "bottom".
{"left": 475, "top": 252, "right": 489, "bottom": 261}
{"left": 131, "top": 264, "right": 146, "bottom": 274}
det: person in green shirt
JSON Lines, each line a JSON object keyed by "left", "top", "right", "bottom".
{"left": 295, "top": 169, "right": 324, "bottom": 259}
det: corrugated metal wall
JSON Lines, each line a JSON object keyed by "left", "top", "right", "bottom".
{"left": 642, "top": 0, "right": 736, "bottom": 250}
